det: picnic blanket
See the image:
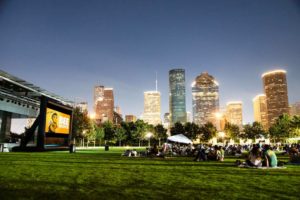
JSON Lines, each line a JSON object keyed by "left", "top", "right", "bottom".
{"left": 238, "top": 165, "right": 287, "bottom": 169}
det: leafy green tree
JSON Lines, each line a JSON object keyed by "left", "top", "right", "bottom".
{"left": 132, "top": 120, "right": 147, "bottom": 146}
{"left": 103, "top": 121, "right": 115, "bottom": 144}
{"left": 115, "top": 126, "right": 127, "bottom": 146}
{"left": 86, "top": 127, "right": 96, "bottom": 147}
{"left": 71, "top": 107, "right": 91, "bottom": 139}
{"left": 95, "top": 125, "right": 105, "bottom": 146}
{"left": 184, "top": 122, "right": 200, "bottom": 140}
{"left": 269, "top": 114, "right": 291, "bottom": 142}
{"left": 290, "top": 115, "right": 300, "bottom": 137}
{"left": 120, "top": 121, "right": 135, "bottom": 145}
{"left": 154, "top": 124, "right": 168, "bottom": 146}
{"left": 170, "top": 122, "right": 185, "bottom": 135}
{"left": 243, "top": 122, "right": 266, "bottom": 140}
{"left": 224, "top": 122, "right": 240, "bottom": 141}
{"left": 199, "top": 122, "right": 217, "bottom": 142}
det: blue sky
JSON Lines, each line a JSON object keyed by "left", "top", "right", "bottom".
{"left": 1, "top": 0, "right": 300, "bottom": 123}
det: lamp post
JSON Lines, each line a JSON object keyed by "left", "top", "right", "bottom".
{"left": 146, "top": 132, "right": 152, "bottom": 147}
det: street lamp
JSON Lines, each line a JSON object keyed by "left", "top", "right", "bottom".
{"left": 146, "top": 132, "right": 152, "bottom": 147}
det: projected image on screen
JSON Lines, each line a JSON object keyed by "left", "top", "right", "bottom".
{"left": 45, "top": 108, "right": 70, "bottom": 134}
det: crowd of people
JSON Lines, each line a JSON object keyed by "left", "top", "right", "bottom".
{"left": 240, "top": 144, "right": 278, "bottom": 168}
{"left": 122, "top": 142, "right": 300, "bottom": 168}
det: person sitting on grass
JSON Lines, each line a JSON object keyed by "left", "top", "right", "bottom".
{"left": 245, "top": 145, "right": 262, "bottom": 167}
{"left": 289, "top": 146, "right": 300, "bottom": 163}
{"left": 262, "top": 145, "right": 278, "bottom": 168}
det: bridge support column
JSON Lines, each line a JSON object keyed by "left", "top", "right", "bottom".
{"left": 0, "top": 111, "right": 12, "bottom": 143}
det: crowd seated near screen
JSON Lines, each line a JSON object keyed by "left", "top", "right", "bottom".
{"left": 193, "top": 144, "right": 225, "bottom": 162}
{"left": 245, "top": 144, "right": 262, "bottom": 167}
{"left": 237, "top": 144, "right": 279, "bottom": 168}
{"left": 288, "top": 145, "right": 300, "bottom": 163}
{"left": 122, "top": 149, "right": 138, "bottom": 157}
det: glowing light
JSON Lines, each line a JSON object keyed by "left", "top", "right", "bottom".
{"left": 89, "top": 112, "right": 96, "bottom": 119}
{"left": 191, "top": 81, "right": 196, "bottom": 87}
{"left": 261, "top": 69, "right": 286, "bottom": 78}
{"left": 215, "top": 112, "right": 223, "bottom": 119}
{"left": 218, "top": 132, "right": 225, "bottom": 138}
{"left": 213, "top": 80, "right": 219, "bottom": 86}
{"left": 146, "top": 132, "right": 153, "bottom": 138}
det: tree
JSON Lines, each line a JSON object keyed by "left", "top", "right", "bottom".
{"left": 120, "top": 121, "right": 134, "bottom": 145}
{"left": 269, "top": 114, "right": 291, "bottom": 142}
{"left": 290, "top": 115, "right": 300, "bottom": 138}
{"left": 199, "top": 122, "right": 217, "bottom": 142}
{"left": 86, "top": 127, "right": 96, "bottom": 147}
{"left": 115, "top": 126, "right": 127, "bottom": 146}
{"left": 95, "top": 125, "right": 105, "bottom": 146}
{"left": 184, "top": 122, "right": 200, "bottom": 140}
{"left": 72, "top": 107, "right": 90, "bottom": 139}
{"left": 170, "top": 122, "right": 185, "bottom": 135}
{"left": 243, "top": 122, "right": 266, "bottom": 141}
{"left": 71, "top": 107, "right": 91, "bottom": 140}
{"left": 103, "top": 121, "right": 115, "bottom": 144}
{"left": 224, "top": 122, "right": 240, "bottom": 141}
{"left": 132, "top": 120, "right": 147, "bottom": 146}
{"left": 154, "top": 124, "right": 168, "bottom": 146}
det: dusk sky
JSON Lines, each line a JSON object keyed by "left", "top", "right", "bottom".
{"left": 1, "top": 0, "right": 300, "bottom": 124}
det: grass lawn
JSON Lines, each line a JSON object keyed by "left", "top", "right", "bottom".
{"left": 0, "top": 147, "right": 299, "bottom": 200}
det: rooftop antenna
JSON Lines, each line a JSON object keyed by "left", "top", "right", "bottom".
{"left": 155, "top": 71, "right": 158, "bottom": 91}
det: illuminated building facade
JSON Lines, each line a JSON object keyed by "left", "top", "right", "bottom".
{"left": 163, "top": 113, "right": 170, "bottom": 129}
{"left": 262, "top": 70, "right": 289, "bottom": 128}
{"left": 94, "top": 86, "right": 114, "bottom": 123}
{"left": 125, "top": 115, "right": 137, "bottom": 123}
{"left": 226, "top": 101, "right": 243, "bottom": 129}
{"left": 186, "top": 111, "right": 192, "bottom": 123}
{"left": 142, "top": 91, "right": 161, "bottom": 125}
{"left": 253, "top": 94, "right": 268, "bottom": 130}
{"left": 169, "top": 69, "right": 186, "bottom": 125}
{"left": 290, "top": 102, "right": 300, "bottom": 116}
{"left": 192, "top": 72, "right": 219, "bottom": 126}
{"left": 76, "top": 102, "right": 88, "bottom": 113}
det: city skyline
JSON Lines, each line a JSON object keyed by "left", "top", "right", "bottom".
{"left": 1, "top": 0, "right": 300, "bottom": 124}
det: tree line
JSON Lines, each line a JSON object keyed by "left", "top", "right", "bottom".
{"left": 72, "top": 107, "right": 300, "bottom": 145}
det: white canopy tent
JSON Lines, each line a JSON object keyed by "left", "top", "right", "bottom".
{"left": 167, "top": 134, "right": 192, "bottom": 144}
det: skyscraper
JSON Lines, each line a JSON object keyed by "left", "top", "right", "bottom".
{"left": 115, "top": 106, "right": 122, "bottom": 117}
{"left": 262, "top": 69, "right": 289, "bottom": 128}
{"left": 94, "top": 86, "right": 114, "bottom": 123}
{"left": 253, "top": 94, "right": 268, "bottom": 130}
{"left": 125, "top": 115, "right": 137, "bottom": 123}
{"left": 186, "top": 111, "right": 192, "bottom": 123}
{"left": 290, "top": 102, "right": 300, "bottom": 116}
{"left": 226, "top": 101, "right": 243, "bottom": 129}
{"left": 169, "top": 69, "right": 186, "bottom": 125}
{"left": 142, "top": 91, "right": 161, "bottom": 125}
{"left": 192, "top": 72, "right": 219, "bottom": 126}
{"left": 76, "top": 102, "right": 88, "bottom": 113}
